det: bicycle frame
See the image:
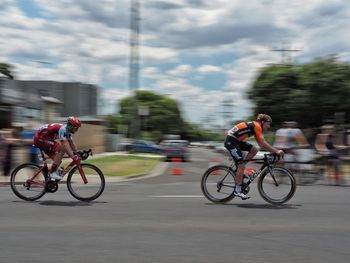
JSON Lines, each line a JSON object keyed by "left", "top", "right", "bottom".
{"left": 26, "top": 150, "right": 88, "bottom": 187}
{"left": 219, "top": 154, "right": 280, "bottom": 189}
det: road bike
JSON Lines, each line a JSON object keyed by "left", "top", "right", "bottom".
{"left": 201, "top": 153, "right": 296, "bottom": 205}
{"left": 282, "top": 149, "right": 350, "bottom": 185}
{"left": 275, "top": 148, "right": 324, "bottom": 185}
{"left": 10, "top": 149, "right": 105, "bottom": 202}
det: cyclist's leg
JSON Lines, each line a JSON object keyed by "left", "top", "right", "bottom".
{"left": 224, "top": 137, "right": 248, "bottom": 198}
{"left": 49, "top": 143, "right": 64, "bottom": 173}
{"left": 329, "top": 155, "right": 342, "bottom": 184}
{"left": 34, "top": 137, "right": 62, "bottom": 174}
{"left": 239, "top": 142, "right": 257, "bottom": 187}
{"left": 243, "top": 143, "right": 258, "bottom": 161}
{"left": 224, "top": 136, "right": 243, "bottom": 183}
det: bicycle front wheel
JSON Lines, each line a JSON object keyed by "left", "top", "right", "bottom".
{"left": 258, "top": 167, "right": 296, "bottom": 205}
{"left": 10, "top": 163, "right": 47, "bottom": 201}
{"left": 67, "top": 163, "right": 105, "bottom": 201}
{"left": 201, "top": 165, "right": 236, "bottom": 203}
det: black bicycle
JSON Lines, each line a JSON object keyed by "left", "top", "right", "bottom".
{"left": 201, "top": 153, "right": 296, "bottom": 205}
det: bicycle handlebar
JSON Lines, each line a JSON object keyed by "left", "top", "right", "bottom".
{"left": 265, "top": 153, "right": 281, "bottom": 163}
{"left": 75, "top": 149, "right": 93, "bottom": 160}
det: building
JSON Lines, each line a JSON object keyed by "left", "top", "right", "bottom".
{"left": 0, "top": 79, "right": 98, "bottom": 129}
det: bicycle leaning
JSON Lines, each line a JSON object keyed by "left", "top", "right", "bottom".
{"left": 201, "top": 153, "right": 296, "bottom": 205}
{"left": 10, "top": 149, "right": 105, "bottom": 202}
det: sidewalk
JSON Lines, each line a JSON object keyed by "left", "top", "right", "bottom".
{"left": 0, "top": 152, "right": 169, "bottom": 186}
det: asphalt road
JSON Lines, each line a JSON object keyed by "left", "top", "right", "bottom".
{"left": 0, "top": 148, "right": 349, "bottom": 263}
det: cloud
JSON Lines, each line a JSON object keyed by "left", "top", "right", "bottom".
{"left": 197, "top": 65, "right": 222, "bottom": 74}
{"left": 1, "top": 0, "right": 350, "bottom": 124}
{"left": 166, "top": 64, "right": 193, "bottom": 76}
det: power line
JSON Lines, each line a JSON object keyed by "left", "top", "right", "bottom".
{"left": 271, "top": 45, "right": 302, "bottom": 64}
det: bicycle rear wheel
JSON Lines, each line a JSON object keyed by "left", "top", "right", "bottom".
{"left": 66, "top": 163, "right": 105, "bottom": 201}
{"left": 10, "top": 163, "right": 47, "bottom": 201}
{"left": 201, "top": 165, "right": 236, "bottom": 203}
{"left": 258, "top": 167, "right": 296, "bottom": 205}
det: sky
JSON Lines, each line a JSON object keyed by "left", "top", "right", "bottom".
{"left": 1, "top": 0, "right": 350, "bottom": 128}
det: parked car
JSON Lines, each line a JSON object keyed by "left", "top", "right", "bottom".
{"left": 125, "top": 140, "right": 162, "bottom": 154}
{"left": 161, "top": 140, "right": 190, "bottom": 162}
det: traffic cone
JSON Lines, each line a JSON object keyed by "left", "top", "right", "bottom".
{"left": 171, "top": 157, "right": 184, "bottom": 176}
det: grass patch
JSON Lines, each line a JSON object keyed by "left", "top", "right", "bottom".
{"left": 63, "top": 155, "right": 163, "bottom": 177}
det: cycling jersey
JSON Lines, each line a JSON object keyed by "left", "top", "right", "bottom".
{"left": 36, "top": 123, "right": 73, "bottom": 142}
{"left": 33, "top": 123, "right": 73, "bottom": 157}
{"left": 227, "top": 121, "right": 264, "bottom": 143}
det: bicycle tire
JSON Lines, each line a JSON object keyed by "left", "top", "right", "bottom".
{"left": 258, "top": 166, "right": 296, "bottom": 205}
{"left": 10, "top": 163, "right": 47, "bottom": 201}
{"left": 66, "top": 163, "right": 105, "bottom": 201}
{"left": 201, "top": 165, "right": 236, "bottom": 203}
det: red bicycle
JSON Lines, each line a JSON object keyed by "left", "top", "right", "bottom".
{"left": 10, "top": 149, "right": 105, "bottom": 202}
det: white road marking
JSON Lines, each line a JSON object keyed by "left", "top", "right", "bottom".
{"left": 149, "top": 195, "right": 203, "bottom": 198}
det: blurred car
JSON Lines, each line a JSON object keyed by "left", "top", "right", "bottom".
{"left": 161, "top": 139, "right": 190, "bottom": 162}
{"left": 213, "top": 142, "right": 227, "bottom": 154}
{"left": 125, "top": 140, "right": 162, "bottom": 154}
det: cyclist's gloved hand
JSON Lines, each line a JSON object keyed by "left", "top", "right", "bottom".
{"left": 72, "top": 155, "right": 81, "bottom": 164}
{"left": 275, "top": 150, "right": 284, "bottom": 160}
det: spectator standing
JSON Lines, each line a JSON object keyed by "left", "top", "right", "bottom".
{"left": 314, "top": 124, "right": 349, "bottom": 185}
{"left": 1, "top": 129, "right": 22, "bottom": 176}
{"left": 21, "top": 129, "right": 40, "bottom": 164}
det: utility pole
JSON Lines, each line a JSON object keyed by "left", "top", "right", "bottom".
{"left": 221, "top": 98, "right": 233, "bottom": 131}
{"left": 129, "top": 0, "right": 140, "bottom": 92}
{"left": 129, "top": 0, "right": 140, "bottom": 138}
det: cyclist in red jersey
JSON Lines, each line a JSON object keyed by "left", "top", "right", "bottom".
{"left": 33, "top": 116, "right": 82, "bottom": 180}
{"left": 225, "top": 114, "right": 284, "bottom": 199}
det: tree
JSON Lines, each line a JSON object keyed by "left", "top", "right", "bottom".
{"left": 248, "top": 64, "right": 300, "bottom": 125}
{"left": 0, "top": 63, "right": 15, "bottom": 79}
{"left": 298, "top": 58, "right": 350, "bottom": 127}
{"left": 118, "top": 90, "right": 185, "bottom": 139}
{"left": 248, "top": 58, "right": 350, "bottom": 128}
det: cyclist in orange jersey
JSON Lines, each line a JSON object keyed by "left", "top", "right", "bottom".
{"left": 224, "top": 114, "right": 284, "bottom": 199}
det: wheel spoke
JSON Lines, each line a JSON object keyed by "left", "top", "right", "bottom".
{"left": 11, "top": 163, "right": 47, "bottom": 201}
{"left": 258, "top": 167, "right": 296, "bottom": 204}
{"left": 67, "top": 164, "right": 105, "bottom": 201}
{"left": 201, "top": 165, "right": 236, "bottom": 203}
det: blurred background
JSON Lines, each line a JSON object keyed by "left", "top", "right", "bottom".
{"left": 0, "top": 1, "right": 349, "bottom": 181}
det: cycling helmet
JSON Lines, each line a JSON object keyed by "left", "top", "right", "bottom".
{"left": 67, "top": 116, "right": 81, "bottom": 128}
{"left": 256, "top": 113, "right": 272, "bottom": 123}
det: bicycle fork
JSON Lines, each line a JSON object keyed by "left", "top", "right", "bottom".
{"left": 77, "top": 165, "right": 88, "bottom": 184}
{"left": 63, "top": 163, "right": 88, "bottom": 184}
{"left": 267, "top": 166, "right": 279, "bottom": 186}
